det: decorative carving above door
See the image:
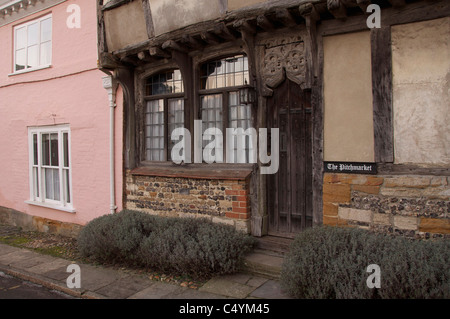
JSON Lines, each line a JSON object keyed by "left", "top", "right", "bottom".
{"left": 260, "top": 34, "right": 307, "bottom": 93}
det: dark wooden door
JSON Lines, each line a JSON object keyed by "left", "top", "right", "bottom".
{"left": 267, "top": 79, "right": 313, "bottom": 237}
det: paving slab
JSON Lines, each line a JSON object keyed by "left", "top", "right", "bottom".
{"left": 0, "top": 243, "right": 291, "bottom": 299}
{"left": 0, "top": 244, "right": 18, "bottom": 256}
{"left": 78, "top": 264, "right": 129, "bottom": 292}
{"left": 218, "top": 273, "right": 252, "bottom": 285}
{"left": 95, "top": 274, "right": 153, "bottom": 299}
{"left": 128, "top": 281, "right": 182, "bottom": 299}
{"left": 166, "top": 287, "right": 227, "bottom": 299}
{"left": 249, "top": 279, "right": 293, "bottom": 299}
{"left": 27, "top": 258, "right": 73, "bottom": 275}
{"left": 199, "top": 277, "right": 255, "bottom": 299}
{"left": 8, "top": 255, "right": 54, "bottom": 270}
{"left": 0, "top": 249, "right": 35, "bottom": 266}
{"left": 41, "top": 264, "right": 74, "bottom": 281}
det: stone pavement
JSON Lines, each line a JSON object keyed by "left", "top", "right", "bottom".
{"left": 0, "top": 243, "right": 292, "bottom": 299}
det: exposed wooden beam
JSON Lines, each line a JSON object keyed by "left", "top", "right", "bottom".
{"left": 141, "top": 0, "right": 155, "bottom": 38}
{"left": 299, "top": 2, "right": 319, "bottom": 87}
{"left": 120, "top": 55, "right": 139, "bottom": 66}
{"left": 299, "top": 2, "right": 320, "bottom": 22}
{"left": 256, "top": 14, "right": 275, "bottom": 32}
{"left": 371, "top": 27, "right": 394, "bottom": 163}
{"left": 356, "top": 0, "right": 371, "bottom": 14}
{"left": 137, "top": 51, "right": 146, "bottom": 60}
{"left": 275, "top": 8, "right": 298, "bottom": 27}
{"left": 162, "top": 40, "right": 189, "bottom": 52}
{"left": 233, "top": 19, "right": 256, "bottom": 35}
{"left": 388, "top": 0, "right": 406, "bottom": 8}
{"left": 200, "top": 31, "right": 221, "bottom": 45}
{"left": 327, "top": 0, "right": 347, "bottom": 20}
{"left": 213, "top": 23, "right": 238, "bottom": 41}
{"left": 180, "top": 34, "right": 204, "bottom": 50}
{"left": 136, "top": 50, "right": 154, "bottom": 62}
{"left": 99, "top": 52, "right": 121, "bottom": 69}
{"left": 149, "top": 46, "right": 170, "bottom": 58}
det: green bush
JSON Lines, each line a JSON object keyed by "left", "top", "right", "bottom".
{"left": 77, "top": 210, "right": 255, "bottom": 279}
{"left": 281, "top": 226, "right": 450, "bottom": 299}
{"left": 77, "top": 210, "right": 157, "bottom": 265}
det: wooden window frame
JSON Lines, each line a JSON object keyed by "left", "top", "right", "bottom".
{"left": 143, "top": 94, "right": 185, "bottom": 162}
{"left": 12, "top": 13, "right": 52, "bottom": 75}
{"left": 26, "top": 124, "right": 74, "bottom": 213}
{"left": 197, "top": 54, "right": 254, "bottom": 164}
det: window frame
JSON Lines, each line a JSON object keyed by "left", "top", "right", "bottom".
{"left": 143, "top": 69, "right": 185, "bottom": 162}
{"left": 198, "top": 54, "right": 254, "bottom": 163}
{"left": 12, "top": 13, "right": 52, "bottom": 74}
{"left": 26, "top": 124, "right": 74, "bottom": 213}
{"left": 138, "top": 54, "right": 255, "bottom": 165}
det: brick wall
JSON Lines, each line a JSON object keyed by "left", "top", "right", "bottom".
{"left": 125, "top": 170, "right": 251, "bottom": 233}
{"left": 323, "top": 173, "right": 450, "bottom": 238}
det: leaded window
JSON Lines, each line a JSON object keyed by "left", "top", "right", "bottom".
{"left": 144, "top": 69, "right": 184, "bottom": 161}
{"left": 200, "top": 55, "right": 254, "bottom": 163}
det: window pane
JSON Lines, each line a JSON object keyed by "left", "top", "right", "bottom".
{"left": 44, "top": 168, "right": 60, "bottom": 201}
{"left": 53, "top": 168, "right": 60, "bottom": 201}
{"left": 63, "top": 132, "right": 69, "bottom": 167}
{"left": 50, "top": 133, "right": 59, "bottom": 167}
{"left": 236, "top": 56, "right": 244, "bottom": 72}
{"left": 229, "top": 91, "right": 253, "bottom": 163}
{"left": 15, "top": 48, "right": 26, "bottom": 71}
{"left": 64, "top": 169, "right": 70, "bottom": 203}
{"left": 235, "top": 72, "right": 244, "bottom": 86}
{"left": 42, "top": 134, "right": 50, "bottom": 166}
{"left": 44, "top": 168, "right": 54, "bottom": 200}
{"left": 40, "top": 18, "right": 52, "bottom": 42}
{"left": 27, "top": 45, "right": 39, "bottom": 69}
{"left": 33, "top": 167, "right": 39, "bottom": 198}
{"left": 168, "top": 98, "right": 184, "bottom": 160}
{"left": 201, "top": 94, "right": 223, "bottom": 154}
{"left": 33, "top": 134, "right": 38, "bottom": 165}
{"left": 27, "top": 22, "right": 39, "bottom": 46}
{"left": 145, "top": 69, "right": 183, "bottom": 95}
{"left": 15, "top": 27, "right": 27, "bottom": 49}
{"left": 40, "top": 41, "right": 52, "bottom": 65}
{"left": 145, "top": 100, "right": 165, "bottom": 161}
{"left": 200, "top": 55, "right": 249, "bottom": 89}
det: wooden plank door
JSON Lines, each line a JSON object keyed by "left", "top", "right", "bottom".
{"left": 267, "top": 79, "right": 313, "bottom": 237}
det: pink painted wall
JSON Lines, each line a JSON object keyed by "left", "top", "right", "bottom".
{"left": 0, "top": 0, "right": 123, "bottom": 226}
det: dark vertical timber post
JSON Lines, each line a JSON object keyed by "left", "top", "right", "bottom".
{"left": 301, "top": 4, "right": 323, "bottom": 227}
{"left": 371, "top": 26, "right": 394, "bottom": 163}
{"left": 114, "top": 67, "right": 136, "bottom": 170}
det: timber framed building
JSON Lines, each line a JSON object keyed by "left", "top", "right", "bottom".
{"left": 97, "top": 0, "right": 449, "bottom": 239}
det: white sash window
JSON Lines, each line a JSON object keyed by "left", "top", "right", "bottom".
{"left": 27, "top": 125, "right": 74, "bottom": 212}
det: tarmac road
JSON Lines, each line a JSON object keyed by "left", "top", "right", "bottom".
{"left": 0, "top": 271, "right": 75, "bottom": 299}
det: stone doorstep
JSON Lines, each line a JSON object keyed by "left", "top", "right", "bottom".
{"left": 241, "top": 251, "right": 284, "bottom": 280}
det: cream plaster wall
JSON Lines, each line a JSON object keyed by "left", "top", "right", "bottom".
{"left": 149, "top": 0, "right": 224, "bottom": 37}
{"left": 228, "top": 0, "right": 267, "bottom": 11}
{"left": 104, "top": 0, "right": 148, "bottom": 52}
{"left": 323, "top": 31, "right": 375, "bottom": 162}
{"left": 392, "top": 17, "right": 450, "bottom": 165}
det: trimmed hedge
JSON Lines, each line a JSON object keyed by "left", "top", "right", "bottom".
{"left": 281, "top": 226, "right": 450, "bottom": 299}
{"left": 77, "top": 210, "right": 255, "bottom": 279}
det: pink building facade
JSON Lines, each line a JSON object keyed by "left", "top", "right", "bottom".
{"left": 0, "top": 0, "right": 123, "bottom": 236}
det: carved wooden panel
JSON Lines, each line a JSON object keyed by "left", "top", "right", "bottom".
{"left": 260, "top": 33, "right": 307, "bottom": 90}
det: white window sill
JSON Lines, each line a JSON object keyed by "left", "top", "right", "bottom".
{"left": 25, "top": 200, "right": 76, "bottom": 213}
{"left": 9, "top": 64, "right": 52, "bottom": 76}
